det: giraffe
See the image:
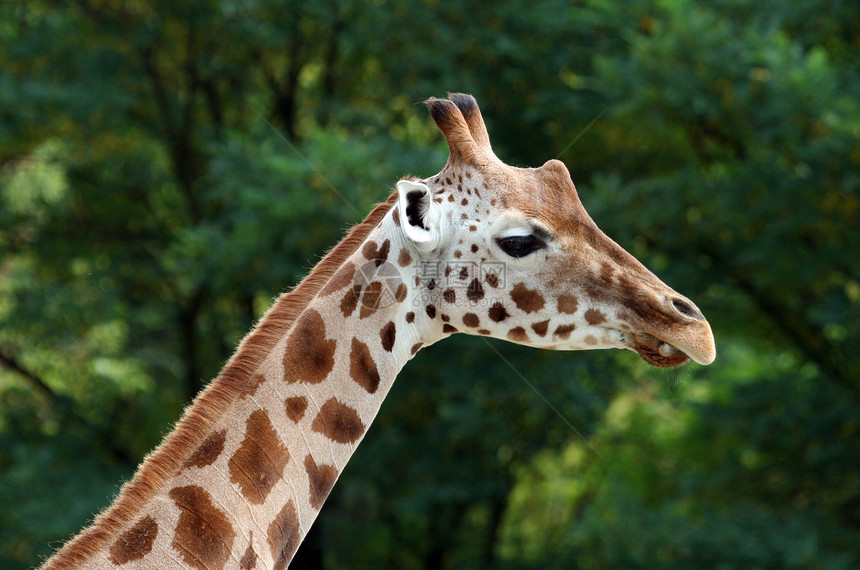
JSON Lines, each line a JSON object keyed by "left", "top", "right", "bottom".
{"left": 42, "top": 93, "right": 714, "bottom": 569}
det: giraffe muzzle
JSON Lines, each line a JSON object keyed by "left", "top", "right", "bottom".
{"left": 628, "top": 317, "right": 716, "bottom": 368}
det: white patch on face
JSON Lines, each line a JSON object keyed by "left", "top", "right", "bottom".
{"left": 498, "top": 226, "right": 534, "bottom": 239}
{"left": 490, "top": 212, "right": 534, "bottom": 241}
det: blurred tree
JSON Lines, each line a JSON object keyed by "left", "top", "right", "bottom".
{"left": 0, "top": 0, "right": 858, "bottom": 568}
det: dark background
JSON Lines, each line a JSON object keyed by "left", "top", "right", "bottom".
{"left": 1, "top": 1, "right": 858, "bottom": 568}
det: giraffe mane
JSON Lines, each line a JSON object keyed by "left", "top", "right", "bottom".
{"left": 42, "top": 191, "right": 399, "bottom": 569}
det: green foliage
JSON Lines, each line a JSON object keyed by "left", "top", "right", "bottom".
{"left": 502, "top": 352, "right": 860, "bottom": 568}
{"left": 1, "top": 0, "right": 858, "bottom": 568}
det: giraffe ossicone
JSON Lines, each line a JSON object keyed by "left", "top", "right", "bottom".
{"left": 43, "top": 93, "right": 714, "bottom": 569}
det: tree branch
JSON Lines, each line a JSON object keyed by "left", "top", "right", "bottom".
{"left": 139, "top": 43, "right": 203, "bottom": 222}
{"left": 0, "top": 345, "right": 135, "bottom": 465}
{"left": 0, "top": 346, "right": 56, "bottom": 402}
{"left": 180, "top": 284, "right": 209, "bottom": 402}
{"left": 140, "top": 45, "right": 177, "bottom": 142}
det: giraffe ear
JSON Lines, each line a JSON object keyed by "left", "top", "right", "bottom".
{"left": 396, "top": 180, "right": 442, "bottom": 252}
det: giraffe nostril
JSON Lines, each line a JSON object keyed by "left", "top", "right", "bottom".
{"left": 671, "top": 298, "right": 702, "bottom": 320}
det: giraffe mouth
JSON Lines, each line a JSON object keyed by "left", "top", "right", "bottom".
{"left": 628, "top": 333, "right": 690, "bottom": 368}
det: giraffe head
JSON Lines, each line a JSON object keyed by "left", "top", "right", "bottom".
{"left": 396, "top": 94, "right": 715, "bottom": 367}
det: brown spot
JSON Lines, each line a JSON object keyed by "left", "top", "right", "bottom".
{"left": 554, "top": 324, "right": 576, "bottom": 340}
{"left": 477, "top": 329, "right": 491, "bottom": 335}
{"left": 448, "top": 194, "right": 455, "bottom": 202}
{"left": 183, "top": 429, "right": 227, "bottom": 469}
{"left": 169, "top": 485, "right": 236, "bottom": 570}
{"left": 349, "top": 338, "right": 380, "bottom": 394}
{"left": 445, "top": 176, "right": 452, "bottom": 185}
{"left": 236, "top": 373, "right": 266, "bottom": 400}
{"left": 427, "top": 279, "right": 436, "bottom": 290}
{"left": 469, "top": 225, "right": 477, "bottom": 232}
{"left": 584, "top": 308, "right": 607, "bottom": 325}
{"left": 240, "top": 533, "right": 257, "bottom": 570}
{"left": 454, "top": 250, "right": 462, "bottom": 259}
{"left": 443, "top": 324, "right": 459, "bottom": 334}
{"left": 461, "top": 197, "right": 469, "bottom": 206}
{"left": 470, "top": 244, "right": 479, "bottom": 253}
{"left": 312, "top": 398, "right": 366, "bottom": 444}
{"left": 463, "top": 313, "right": 480, "bottom": 327}
{"left": 340, "top": 284, "right": 360, "bottom": 317}
{"left": 599, "top": 262, "right": 615, "bottom": 287}
{"left": 485, "top": 272, "right": 499, "bottom": 288}
{"left": 531, "top": 320, "right": 550, "bottom": 337}
{"left": 398, "top": 248, "right": 412, "bottom": 267}
{"left": 511, "top": 283, "right": 546, "bottom": 313}
{"left": 426, "top": 305, "right": 437, "bottom": 319}
{"left": 108, "top": 515, "right": 158, "bottom": 564}
{"left": 305, "top": 454, "right": 338, "bottom": 510}
{"left": 557, "top": 294, "right": 578, "bottom": 315}
{"left": 362, "top": 239, "right": 390, "bottom": 267}
{"left": 488, "top": 302, "right": 509, "bottom": 322}
{"left": 284, "top": 309, "right": 336, "bottom": 384}
{"left": 380, "top": 321, "right": 396, "bottom": 352}
{"left": 319, "top": 261, "right": 356, "bottom": 297}
{"left": 459, "top": 266, "right": 470, "bottom": 280}
{"left": 443, "top": 288, "right": 456, "bottom": 303}
{"left": 285, "top": 396, "right": 308, "bottom": 423}
{"left": 617, "top": 274, "right": 638, "bottom": 300}
{"left": 395, "top": 283, "right": 408, "bottom": 302}
{"left": 392, "top": 207, "right": 400, "bottom": 227}
{"left": 433, "top": 197, "right": 442, "bottom": 203}
{"left": 585, "top": 335, "right": 598, "bottom": 345}
{"left": 229, "top": 409, "right": 290, "bottom": 505}
{"left": 362, "top": 240, "right": 378, "bottom": 260}
{"left": 507, "top": 327, "right": 528, "bottom": 342}
{"left": 444, "top": 265, "right": 452, "bottom": 277}
{"left": 411, "top": 342, "right": 423, "bottom": 355}
{"left": 406, "top": 311, "right": 415, "bottom": 323}
{"left": 240, "top": 550, "right": 257, "bottom": 570}
{"left": 268, "top": 500, "right": 300, "bottom": 570}
{"left": 466, "top": 278, "right": 484, "bottom": 302}
{"left": 359, "top": 281, "right": 383, "bottom": 319}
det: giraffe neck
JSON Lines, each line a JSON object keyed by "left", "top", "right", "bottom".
{"left": 149, "top": 217, "right": 420, "bottom": 568}
{"left": 191, "top": 239, "right": 419, "bottom": 568}
{"left": 46, "top": 202, "right": 430, "bottom": 569}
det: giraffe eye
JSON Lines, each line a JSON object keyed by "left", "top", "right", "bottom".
{"left": 495, "top": 235, "right": 546, "bottom": 258}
